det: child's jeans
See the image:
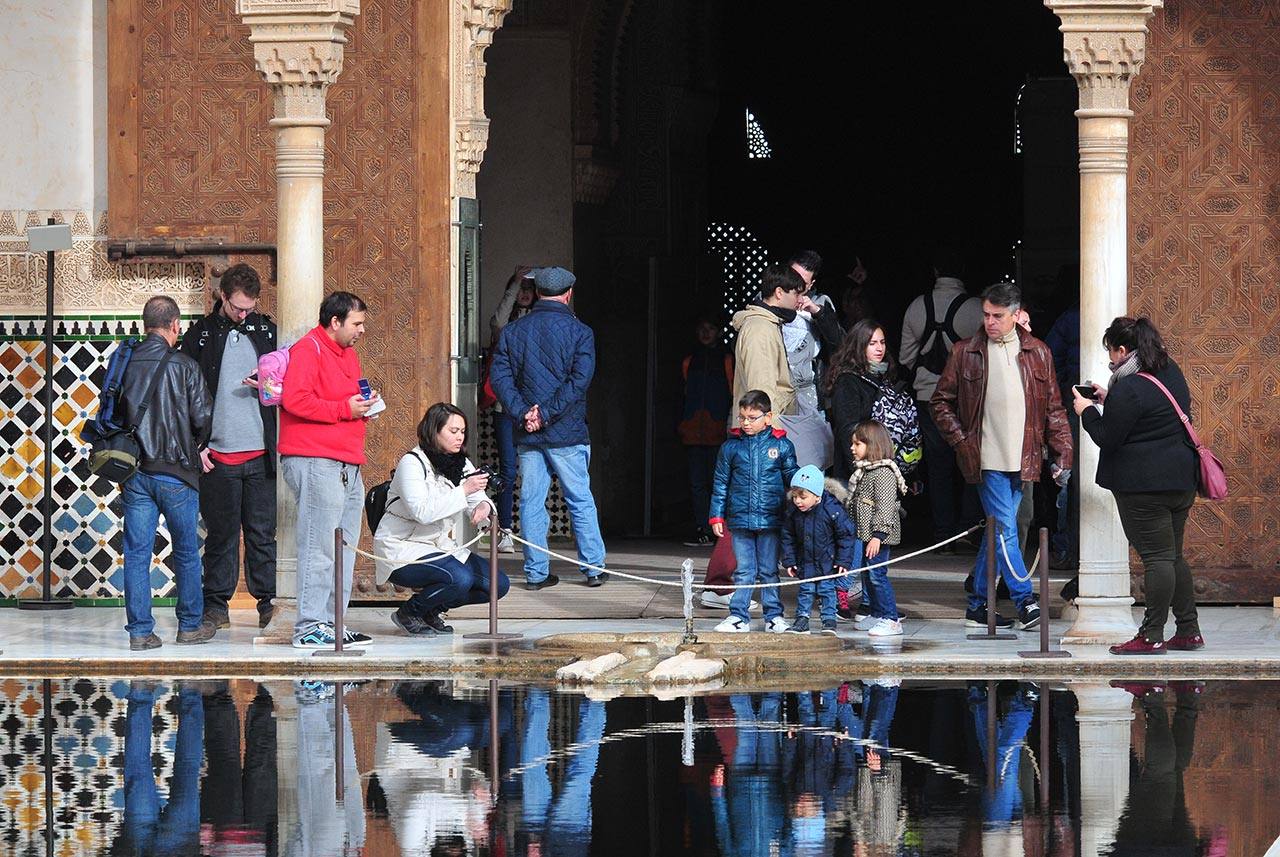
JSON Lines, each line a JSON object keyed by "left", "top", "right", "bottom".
{"left": 856, "top": 539, "right": 897, "bottom": 621}
{"left": 795, "top": 570, "right": 837, "bottom": 624}
{"left": 729, "top": 528, "right": 782, "bottom": 621}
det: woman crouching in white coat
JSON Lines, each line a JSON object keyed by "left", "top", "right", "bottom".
{"left": 374, "top": 403, "right": 510, "bottom": 636}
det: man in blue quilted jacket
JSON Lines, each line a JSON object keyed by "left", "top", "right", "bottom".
{"left": 489, "top": 266, "right": 608, "bottom": 590}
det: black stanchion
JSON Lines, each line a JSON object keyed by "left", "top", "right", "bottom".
{"left": 464, "top": 511, "right": 521, "bottom": 641}
{"left": 1019, "top": 528, "right": 1071, "bottom": 659}
{"left": 967, "top": 518, "right": 1016, "bottom": 640}
{"left": 315, "top": 528, "right": 363, "bottom": 657}
{"left": 488, "top": 678, "right": 500, "bottom": 789}
{"left": 41, "top": 679, "right": 56, "bottom": 856}
{"left": 985, "top": 679, "right": 997, "bottom": 794}
{"left": 334, "top": 680, "right": 345, "bottom": 802}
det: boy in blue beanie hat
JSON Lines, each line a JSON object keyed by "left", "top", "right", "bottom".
{"left": 781, "top": 464, "right": 858, "bottom": 634}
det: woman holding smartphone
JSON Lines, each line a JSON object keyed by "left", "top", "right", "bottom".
{"left": 1073, "top": 317, "right": 1201, "bottom": 655}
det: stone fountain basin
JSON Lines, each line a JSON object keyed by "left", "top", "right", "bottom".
{"left": 535, "top": 631, "right": 843, "bottom": 661}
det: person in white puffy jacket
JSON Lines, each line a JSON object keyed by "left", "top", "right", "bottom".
{"left": 374, "top": 403, "right": 510, "bottom": 636}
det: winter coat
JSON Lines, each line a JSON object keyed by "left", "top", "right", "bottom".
{"left": 1081, "top": 359, "right": 1197, "bottom": 494}
{"left": 489, "top": 300, "right": 595, "bottom": 447}
{"left": 708, "top": 427, "right": 799, "bottom": 532}
{"left": 838, "top": 460, "right": 907, "bottom": 546}
{"left": 780, "top": 490, "right": 857, "bottom": 579}
{"left": 180, "top": 306, "right": 278, "bottom": 472}
{"left": 372, "top": 448, "right": 496, "bottom": 585}
{"left": 679, "top": 345, "right": 733, "bottom": 446}
{"left": 828, "top": 371, "right": 896, "bottom": 474}
{"left": 731, "top": 303, "right": 796, "bottom": 418}
{"left": 929, "top": 327, "right": 1074, "bottom": 484}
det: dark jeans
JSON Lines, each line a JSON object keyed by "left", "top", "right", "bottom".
{"left": 200, "top": 455, "right": 277, "bottom": 617}
{"left": 1112, "top": 693, "right": 1199, "bottom": 851}
{"left": 493, "top": 411, "right": 518, "bottom": 528}
{"left": 201, "top": 684, "right": 278, "bottom": 846}
{"left": 1114, "top": 489, "right": 1199, "bottom": 642}
{"left": 121, "top": 684, "right": 203, "bottom": 855}
{"left": 389, "top": 551, "right": 510, "bottom": 617}
{"left": 685, "top": 444, "right": 719, "bottom": 533}
{"left": 918, "top": 404, "right": 981, "bottom": 540}
{"left": 857, "top": 540, "right": 897, "bottom": 621}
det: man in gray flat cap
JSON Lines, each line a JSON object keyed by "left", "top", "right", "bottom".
{"left": 489, "top": 266, "right": 609, "bottom": 590}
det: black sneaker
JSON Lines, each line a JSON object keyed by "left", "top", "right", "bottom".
{"left": 130, "top": 633, "right": 162, "bottom": 651}
{"left": 391, "top": 607, "right": 436, "bottom": 637}
{"left": 786, "top": 616, "right": 811, "bottom": 634}
{"left": 423, "top": 609, "right": 454, "bottom": 634}
{"left": 176, "top": 621, "right": 217, "bottom": 645}
{"left": 342, "top": 629, "right": 373, "bottom": 648}
{"left": 586, "top": 572, "right": 608, "bottom": 587}
{"left": 964, "top": 606, "right": 1015, "bottom": 630}
{"left": 526, "top": 574, "right": 560, "bottom": 591}
{"left": 820, "top": 619, "right": 838, "bottom": 636}
{"left": 1017, "top": 602, "right": 1042, "bottom": 631}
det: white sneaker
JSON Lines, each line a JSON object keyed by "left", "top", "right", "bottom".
{"left": 714, "top": 615, "right": 750, "bottom": 633}
{"left": 852, "top": 614, "right": 878, "bottom": 631}
{"left": 497, "top": 532, "right": 515, "bottom": 554}
{"left": 765, "top": 616, "right": 791, "bottom": 634}
{"left": 867, "top": 619, "right": 903, "bottom": 637}
{"left": 700, "top": 591, "right": 732, "bottom": 609}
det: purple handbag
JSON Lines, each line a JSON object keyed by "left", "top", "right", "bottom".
{"left": 1137, "top": 372, "right": 1228, "bottom": 500}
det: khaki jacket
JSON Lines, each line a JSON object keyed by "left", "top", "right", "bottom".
{"left": 731, "top": 304, "right": 796, "bottom": 417}
{"left": 929, "top": 328, "right": 1073, "bottom": 484}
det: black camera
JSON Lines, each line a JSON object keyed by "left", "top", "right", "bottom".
{"left": 463, "top": 465, "right": 505, "bottom": 495}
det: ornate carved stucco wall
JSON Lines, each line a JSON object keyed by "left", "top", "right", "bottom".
{"left": 1128, "top": 0, "right": 1280, "bottom": 600}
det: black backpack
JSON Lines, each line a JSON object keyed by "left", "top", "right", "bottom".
{"left": 914, "top": 293, "right": 968, "bottom": 379}
{"left": 365, "top": 452, "right": 428, "bottom": 535}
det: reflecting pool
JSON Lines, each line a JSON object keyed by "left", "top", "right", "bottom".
{"left": 1, "top": 678, "right": 1277, "bottom": 855}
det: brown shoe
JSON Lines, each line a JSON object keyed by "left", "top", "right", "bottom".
{"left": 203, "top": 611, "right": 231, "bottom": 630}
{"left": 258, "top": 607, "right": 279, "bottom": 629}
{"left": 176, "top": 621, "right": 217, "bottom": 645}
{"left": 130, "top": 633, "right": 162, "bottom": 651}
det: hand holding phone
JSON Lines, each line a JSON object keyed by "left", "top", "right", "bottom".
{"left": 1073, "top": 384, "right": 1099, "bottom": 401}
{"left": 358, "top": 378, "right": 373, "bottom": 400}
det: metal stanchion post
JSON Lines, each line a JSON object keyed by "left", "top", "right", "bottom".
{"left": 334, "top": 681, "right": 345, "bottom": 803}
{"left": 488, "top": 678, "right": 500, "bottom": 794}
{"left": 968, "top": 518, "right": 1016, "bottom": 640}
{"left": 1019, "top": 528, "right": 1070, "bottom": 659}
{"left": 985, "top": 679, "right": 997, "bottom": 794}
{"left": 315, "top": 527, "right": 363, "bottom": 657}
{"left": 1039, "top": 687, "right": 1050, "bottom": 810}
{"left": 465, "top": 511, "right": 522, "bottom": 641}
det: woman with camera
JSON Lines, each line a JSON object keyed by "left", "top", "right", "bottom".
{"left": 373, "top": 403, "right": 510, "bottom": 636}
{"left": 1072, "top": 317, "right": 1201, "bottom": 655}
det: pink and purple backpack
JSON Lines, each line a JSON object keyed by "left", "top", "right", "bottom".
{"left": 257, "top": 336, "right": 320, "bottom": 407}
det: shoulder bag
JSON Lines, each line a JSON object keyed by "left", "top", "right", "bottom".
{"left": 1137, "top": 372, "right": 1227, "bottom": 500}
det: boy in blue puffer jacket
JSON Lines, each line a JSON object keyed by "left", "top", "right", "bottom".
{"left": 781, "top": 465, "right": 858, "bottom": 635}
{"left": 709, "top": 390, "right": 799, "bottom": 633}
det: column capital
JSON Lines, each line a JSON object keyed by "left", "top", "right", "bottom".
{"left": 236, "top": 0, "right": 360, "bottom": 125}
{"left": 454, "top": 0, "right": 512, "bottom": 198}
{"left": 1044, "top": 0, "right": 1162, "bottom": 111}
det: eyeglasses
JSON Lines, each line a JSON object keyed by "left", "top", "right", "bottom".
{"left": 227, "top": 300, "right": 256, "bottom": 317}
{"left": 738, "top": 414, "right": 766, "bottom": 424}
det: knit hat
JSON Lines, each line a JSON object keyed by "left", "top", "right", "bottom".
{"left": 790, "top": 465, "right": 825, "bottom": 497}
{"left": 533, "top": 266, "right": 576, "bottom": 296}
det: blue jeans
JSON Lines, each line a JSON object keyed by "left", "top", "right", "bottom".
{"left": 517, "top": 444, "right": 607, "bottom": 582}
{"left": 795, "top": 570, "right": 837, "bottom": 624}
{"left": 713, "top": 694, "right": 785, "bottom": 857}
{"left": 122, "top": 471, "right": 203, "bottom": 636}
{"left": 122, "top": 685, "right": 203, "bottom": 855}
{"left": 971, "top": 470, "right": 1035, "bottom": 611}
{"left": 388, "top": 551, "right": 510, "bottom": 617}
{"left": 729, "top": 529, "right": 782, "bottom": 621}
{"left": 521, "top": 688, "right": 606, "bottom": 855}
{"left": 494, "top": 411, "right": 518, "bottom": 528}
{"left": 970, "top": 686, "right": 1034, "bottom": 829}
{"left": 856, "top": 540, "right": 897, "bottom": 621}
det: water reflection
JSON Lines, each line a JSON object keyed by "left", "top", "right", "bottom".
{"left": 4, "top": 678, "right": 1278, "bottom": 855}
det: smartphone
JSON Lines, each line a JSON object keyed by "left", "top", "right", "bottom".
{"left": 358, "top": 378, "right": 373, "bottom": 400}
{"left": 1073, "top": 384, "right": 1099, "bottom": 401}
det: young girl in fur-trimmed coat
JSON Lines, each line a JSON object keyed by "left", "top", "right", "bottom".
{"left": 839, "top": 420, "right": 909, "bottom": 637}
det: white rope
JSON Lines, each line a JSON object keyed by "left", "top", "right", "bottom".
{"left": 502, "top": 523, "right": 982, "bottom": 590}
{"left": 342, "top": 532, "right": 486, "bottom": 564}
{"left": 999, "top": 529, "right": 1037, "bottom": 584}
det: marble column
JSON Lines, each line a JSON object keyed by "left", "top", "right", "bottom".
{"left": 1070, "top": 683, "right": 1135, "bottom": 856}
{"left": 1045, "top": 0, "right": 1161, "bottom": 644}
{"left": 236, "top": 0, "right": 359, "bottom": 640}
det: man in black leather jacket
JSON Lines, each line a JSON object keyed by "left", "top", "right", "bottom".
{"left": 119, "top": 295, "right": 215, "bottom": 650}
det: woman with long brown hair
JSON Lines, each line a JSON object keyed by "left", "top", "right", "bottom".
{"left": 826, "top": 319, "right": 901, "bottom": 477}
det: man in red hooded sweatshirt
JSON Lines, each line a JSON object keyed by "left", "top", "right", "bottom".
{"left": 279, "top": 292, "right": 380, "bottom": 648}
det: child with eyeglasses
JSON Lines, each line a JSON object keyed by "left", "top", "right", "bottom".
{"left": 708, "top": 390, "right": 798, "bottom": 633}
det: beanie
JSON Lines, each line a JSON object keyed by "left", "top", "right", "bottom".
{"left": 790, "top": 465, "right": 825, "bottom": 497}
{"left": 533, "top": 266, "right": 576, "bottom": 296}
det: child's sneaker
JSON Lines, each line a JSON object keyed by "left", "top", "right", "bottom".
{"left": 867, "top": 618, "right": 903, "bottom": 637}
{"left": 765, "top": 616, "right": 791, "bottom": 634}
{"left": 786, "top": 616, "right": 811, "bottom": 634}
{"left": 714, "top": 615, "right": 750, "bottom": 633}
{"left": 819, "top": 619, "right": 838, "bottom": 636}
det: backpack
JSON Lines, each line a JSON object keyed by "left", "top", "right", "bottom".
{"left": 870, "top": 383, "right": 923, "bottom": 477}
{"left": 81, "top": 337, "right": 138, "bottom": 442}
{"left": 257, "top": 335, "right": 320, "bottom": 407}
{"left": 914, "top": 293, "right": 968, "bottom": 379}
{"left": 81, "top": 344, "right": 176, "bottom": 484}
{"left": 365, "top": 452, "right": 429, "bottom": 536}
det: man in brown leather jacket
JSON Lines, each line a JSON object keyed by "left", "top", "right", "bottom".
{"left": 930, "top": 283, "right": 1073, "bottom": 631}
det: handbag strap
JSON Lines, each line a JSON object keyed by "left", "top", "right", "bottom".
{"left": 1136, "top": 372, "right": 1203, "bottom": 449}
{"left": 127, "top": 349, "right": 176, "bottom": 434}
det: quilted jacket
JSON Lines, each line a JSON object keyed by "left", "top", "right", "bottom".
{"left": 708, "top": 427, "right": 799, "bottom": 531}
{"left": 489, "top": 301, "right": 595, "bottom": 447}
{"left": 780, "top": 491, "right": 857, "bottom": 578}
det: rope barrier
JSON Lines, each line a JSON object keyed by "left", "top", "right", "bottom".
{"left": 342, "top": 532, "right": 486, "bottom": 564}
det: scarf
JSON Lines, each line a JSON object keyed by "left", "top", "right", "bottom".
{"left": 423, "top": 448, "right": 466, "bottom": 486}
{"left": 1107, "top": 351, "right": 1140, "bottom": 390}
{"left": 755, "top": 299, "right": 797, "bottom": 325}
{"left": 847, "top": 458, "right": 909, "bottom": 498}
{"left": 865, "top": 360, "right": 888, "bottom": 378}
